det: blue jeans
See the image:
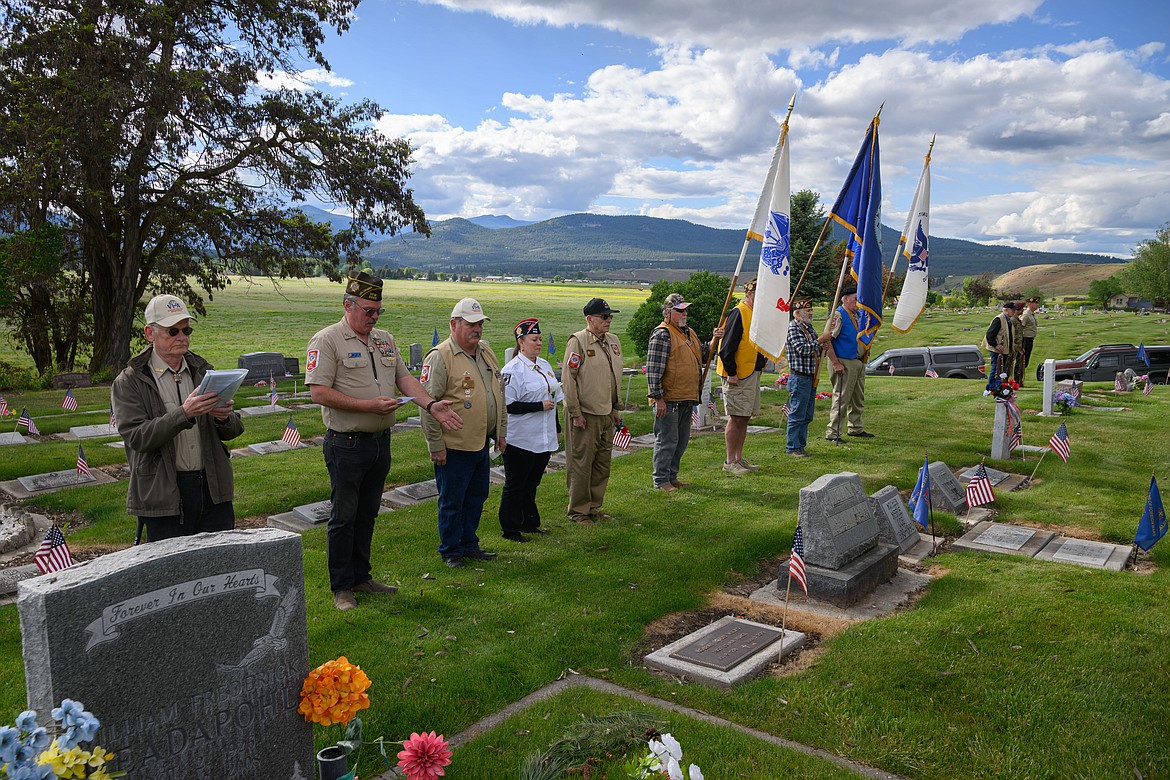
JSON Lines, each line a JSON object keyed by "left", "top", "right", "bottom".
{"left": 324, "top": 430, "right": 392, "bottom": 592}
{"left": 786, "top": 373, "right": 816, "bottom": 452}
{"left": 434, "top": 446, "right": 491, "bottom": 558}
{"left": 652, "top": 401, "right": 694, "bottom": 487}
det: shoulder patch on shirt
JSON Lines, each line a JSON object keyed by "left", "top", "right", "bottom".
{"left": 610, "top": 342, "right": 620, "bottom": 356}
{"left": 420, "top": 365, "right": 431, "bottom": 384}
{"left": 567, "top": 351, "right": 581, "bottom": 370}
{"left": 501, "top": 373, "right": 510, "bottom": 386}
{"left": 306, "top": 349, "right": 319, "bottom": 373}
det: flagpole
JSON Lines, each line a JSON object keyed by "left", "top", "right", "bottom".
{"left": 883, "top": 134, "right": 935, "bottom": 305}
{"left": 779, "top": 572, "right": 794, "bottom": 663}
{"left": 700, "top": 93, "right": 796, "bottom": 393}
{"left": 1027, "top": 449, "right": 1048, "bottom": 483}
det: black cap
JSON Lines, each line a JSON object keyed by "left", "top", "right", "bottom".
{"left": 1002, "top": 300, "right": 1017, "bottom": 309}
{"left": 346, "top": 271, "right": 383, "bottom": 302}
{"left": 841, "top": 285, "right": 858, "bottom": 298}
{"left": 513, "top": 318, "right": 541, "bottom": 340}
{"left": 583, "top": 298, "right": 619, "bottom": 316}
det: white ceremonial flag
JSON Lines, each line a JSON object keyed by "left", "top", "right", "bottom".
{"left": 892, "top": 148, "right": 931, "bottom": 332}
{"left": 748, "top": 128, "right": 792, "bottom": 361}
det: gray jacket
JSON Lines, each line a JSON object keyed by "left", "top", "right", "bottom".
{"left": 111, "top": 347, "right": 244, "bottom": 517}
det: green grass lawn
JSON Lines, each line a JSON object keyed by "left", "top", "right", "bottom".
{"left": 2, "top": 281, "right": 1169, "bottom": 778}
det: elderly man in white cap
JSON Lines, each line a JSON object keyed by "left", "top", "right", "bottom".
{"left": 421, "top": 297, "right": 507, "bottom": 568}
{"left": 111, "top": 294, "right": 244, "bottom": 543}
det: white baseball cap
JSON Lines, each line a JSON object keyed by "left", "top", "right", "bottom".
{"left": 144, "top": 295, "right": 193, "bottom": 327}
{"left": 450, "top": 297, "right": 490, "bottom": 323}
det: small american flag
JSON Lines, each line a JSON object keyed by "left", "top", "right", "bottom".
{"left": 1048, "top": 422, "right": 1071, "bottom": 463}
{"left": 691, "top": 406, "right": 700, "bottom": 427}
{"left": 1144, "top": 380, "right": 1154, "bottom": 397}
{"left": 17, "top": 408, "right": 39, "bottom": 435}
{"left": 1003, "top": 398, "right": 1022, "bottom": 451}
{"left": 0, "top": 396, "right": 8, "bottom": 416}
{"left": 780, "top": 402, "right": 791, "bottom": 419}
{"left": 281, "top": 417, "right": 302, "bottom": 448}
{"left": 707, "top": 400, "right": 719, "bottom": 416}
{"left": 76, "top": 445, "right": 91, "bottom": 477}
{"left": 109, "top": 409, "right": 117, "bottom": 427}
{"left": 269, "top": 375, "right": 279, "bottom": 406}
{"left": 61, "top": 388, "right": 78, "bottom": 411}
{"left": 787, "top": 525, "right": 808, "bottom": 596}
{"left": 613, "top": 426, "right": 631, "bottom": 450}
{"left": 888, "top": 363, "right": 896, "bottom": 375}
{"left": 925, "top": 367, "right": 939, "bottom": 378}
{"left": 965, "top": 463, "right": 996, "bottom": 507}
{"left": 34, "top": 524, "right": 74, "bottom": 574}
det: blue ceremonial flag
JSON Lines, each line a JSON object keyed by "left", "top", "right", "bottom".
{"left": 1137, "top": 342, "right": 1150, "bottom": 367}
{"left": 1134, "top": 476, "right": 1167, "bottom": 551}
{"left": 907, "top": 457, "right": 931, "bottom": 530}
{"left": 548, "top": 334, "right": 556, "bottom": 355}
{"left": 432, "top": 327, "right": 440, "bottom": 347}
{"left": 829, "top": 114, "right": 884, "bottom": 352}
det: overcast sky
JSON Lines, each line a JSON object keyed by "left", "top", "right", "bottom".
{"left": 265, "top": 0, "right": 1170, "bottom": 258}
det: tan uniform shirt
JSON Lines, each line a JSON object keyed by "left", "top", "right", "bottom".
{"left": 149, "top": 351, "right": 202, "bottom": 471}
{"left": 1019, "top": 308, "right": 1038, "bottom": 338}
{"left": 305, "top": 317, "right": 411, "bottom": 433}
{"left": 420, "top": 338, "right": 506, "bottom": 452}
{"left": 563, "top": 328, "right": 622, "bottom": 418}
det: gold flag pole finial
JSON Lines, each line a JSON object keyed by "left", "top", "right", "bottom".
{"left": 926, "top": 133, "right": 936, "bottom": 164}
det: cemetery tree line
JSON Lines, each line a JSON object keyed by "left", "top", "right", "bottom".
{"left": 0, "top": 0, "right": 428, "bottom": 374}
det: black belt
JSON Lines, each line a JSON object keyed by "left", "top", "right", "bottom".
{"left": 326, "top": 429, "right": 390, "bottom": 438}
{"left": 791, "top": 371, "right": 814, "bottom": 377}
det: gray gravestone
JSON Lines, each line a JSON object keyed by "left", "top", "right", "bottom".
{"left": 409, "top": 343, "right": 423, "bottom": 369}
{"left": 1033, "top": 536, "right": 1132, "bottom": 571}
{"left": 237, "top": 404, "right": 291, "bottom": 417}
{"left": 247, "top": 440, "right": 304, "bottom": 455}
{"left": 282, "top": 357, "right": 299, "bottom": 376}
{"left": 18, "top": 470, "right": 96, "bottom": 492}
{"left": 0, "top": 432, "right": 32, "bottom": 446}
{"left": 927, "top": 461, "right": 968, "bottom": 514}
{"left": 237, "top": 352, "right": 287, "bottom": 382}
{"left": 958, "top": 465, "right": 1011, "bottom": 486}
{"left": 644, "top": 615, "right": 805, "bottom": 689}
{"left": 70, "top": 423, "right": 119, "bottom": 439}
{"left": 291, "top": 500, "right": 332, "bottom": 525}
{"left": 975, "top": 524, "right": 1035, "bottom": 550}
{"left": 951, "top": 520, "right": 1055, "bottom": 558}
{"left": 52, "top": 372, "right": 92, "bottom": 390}
{"left": 17, "top": 529, "right": 313, "bottom": 779}
{"left": 797, "top": 472, "right": 878, "bottom": 569}
{"left": 867, "top": 485, "right": 920, "bottom": 554}
{"left": 392, "top": 480, "right": 439, "bottom": 504}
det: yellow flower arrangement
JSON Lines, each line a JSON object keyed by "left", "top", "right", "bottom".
{"left": 36, "top": 742, "right": 117, "bottom": 779}
{"left": 298, "top": 656, "right": 372, "bottom": 727}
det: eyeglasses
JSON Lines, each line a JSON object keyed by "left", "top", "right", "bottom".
{"left": 592, "top": 313, "right": 613, "bottom": 320}
{"left": 163, "top": 326, "right": 193, "bottom": 337}
{"left": 355, "top": 304, "right": 384, "bottom": 317}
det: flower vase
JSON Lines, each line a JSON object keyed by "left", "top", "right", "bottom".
{"left": 317, "top": 746, "right": 348, "bottom": 780}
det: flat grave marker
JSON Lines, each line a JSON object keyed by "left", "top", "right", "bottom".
{"left": 952, "top": 520, "right": 1055, "bottom": 558}
{"left": 1033, "top": 536, "right": 1133, "bottom": 572}
{"left": 644, "top": 615, "right": 805, "bottom": 688}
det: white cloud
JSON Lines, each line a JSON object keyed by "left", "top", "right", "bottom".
{"left": 256, "top": 68, "right": 354, "bottom": 92}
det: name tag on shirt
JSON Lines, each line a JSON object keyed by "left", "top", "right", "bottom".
{"left": 348, "top": 352, "right": 362, "bottom": 358}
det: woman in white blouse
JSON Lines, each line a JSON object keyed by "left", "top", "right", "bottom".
{"left": 498, "top": 318, "right": 564, "bottom": 542}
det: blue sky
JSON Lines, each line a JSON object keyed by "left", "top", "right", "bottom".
{"left": 262, "top": 0, "right": 1170, "bottom": 257}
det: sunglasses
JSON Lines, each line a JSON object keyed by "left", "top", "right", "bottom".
{"left": 161, "top": 326, "right": 193, "bottom": 337}
{"left": 355, "top": 304, "right": 384, "bottom": 317}
{"left": 595, "top": 313, "right": 613, "bottom": 320}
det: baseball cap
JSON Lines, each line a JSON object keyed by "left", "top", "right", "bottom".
{"left": 583, "top": 298, "right": 619, "bottom": 316}
{"left": 451, "top": 297, "right": 489, "bottom": 323}
{"left": 663, "top": 293, "right": 691, "bottom": 311}
{"left": 144, "top": 295, "right": 193, "bottom": 327}
{"left": 743, "top": 278, "right": 757, "bottom": 292}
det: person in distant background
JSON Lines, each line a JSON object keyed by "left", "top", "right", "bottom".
{"left": 498, "top": 318, "right": 563, "bottom": 542}
{"left": 113, "top": 294, "right": 244, "bottom": 544}
{"left": 1017, "top": 297, "right": 1040, "bottom": 386}
{"left": 983, "top": 300, "right": 1017, "bottom": 382}
{"left": 716, "top": 278, "right": 767, "bottom": 475}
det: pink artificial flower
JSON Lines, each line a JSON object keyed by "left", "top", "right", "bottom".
{"left": 397, "top": 731, "right": 452, "bottom": 780}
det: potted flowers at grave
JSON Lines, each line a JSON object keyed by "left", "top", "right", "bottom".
{"left": 298, "top": 657, "right": 452, "bottom": 780}
{"left": 1052, "top": 390, "right": 1080, "bottom": 415}
{"left": 984, "top": 371, "right": 1020, "bottom": 401}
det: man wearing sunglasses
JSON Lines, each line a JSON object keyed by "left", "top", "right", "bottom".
{"left": 112, "top": 294, "right": 245, "bottom": 544}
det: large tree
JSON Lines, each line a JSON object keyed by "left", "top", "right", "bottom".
{"left": 0, "top": 0, "right": 428, "bottom": 372}
{"left": 788, "top": 188, "right": 840, "bottom": 302}
{"left": 626, "top": 271, "right": 730, "bottom": 359}
{"left": 1118, "top": 223, "right": 1170, "bottom": 306}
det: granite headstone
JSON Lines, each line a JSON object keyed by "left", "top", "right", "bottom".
{"left": 52, "top": 372, "right": 92, "bottom": 390}
{"left": 282, "top": 357, "right": 299, "bottom": 377}
{"left": 237, "top": 352, "right": 287, "bottom": 382}
{"left": 927, "top": 461, "right": 968, "bottom": 514}
{"left": 17, "top": 529, "right": 313, "bottom": 779}
{"left": 408, "top": 343, "right": 423, "bottom": 369}
{"left": 867, "top": 485, "right": 921, "bottom": 554}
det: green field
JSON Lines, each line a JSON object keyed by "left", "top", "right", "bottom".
{"left": 2, "top": 279, "right": 1169, "bottom": 779}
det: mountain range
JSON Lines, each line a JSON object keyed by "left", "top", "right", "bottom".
{"left": 296, "top": 206, "right": 1120, "bottom": 282}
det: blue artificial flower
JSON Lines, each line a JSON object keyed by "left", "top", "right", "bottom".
{"left": 51, "top": 699, "right": 99, "bottom": 749}
{"left": 8, "top": 762, "right": 52, "bottom": 780}
{"left": 14, "top": 711, "right": 38, "bottom": 732}
{"left": 0, "top": 724, "right": 20, "bottom": 764}
{"left": 27, "top": 727, "right": 50, "bottom": 752}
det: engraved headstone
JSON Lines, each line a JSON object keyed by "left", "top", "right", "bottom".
{"left": 247, "top": 440, "right": 304, "bottom": 455}
{"left": 644, "top": 615, "right": 805, "bottom": 688}
{"left": 975, "top": 524, "right": 1035, "bottom": 550}
{"left": 1033, "top": 536, "right": 1132, "bottom": 571}
{"left": 17, "top": 529, "right": 313, "bottom": 779}
{"left": 926, "top": 461, "right": 968, "bottom": 514}
{"left": 408, "top": 343, "right": 423, "bottom": 369}
{"left": 0, "top": 432, "right": 32, "bottom": 446}
{"left": 282, "top": 357, "right": 299, "bottom": 376}
{"left": 867, "top": 485, "right": 920, "bottom": 554}
{"left": 958, "top": 464, "right": 1012, "bottom": 486}
{"left": 952, "top": 520, "right": 1055, "bottom": 558}
{"left": 0, "top": 564, "right": 40, "bottom": 598}
{"left": 797, "top": 472, "right": 879, "bottom": 569}
{"left": 291, "top": 500, "right": 332, "bottom": 525}
{"left": 669, "top": 620, "right": 782, "bottom": 671}
{"left": 393, "top": 479, "right": 439, "bottom": 503}
{"left": 237, "top": 351, "right": 287, "bottom": 382}
{"left": 70, "top": 423, "right": 119, "bottom": 439}
{"left": 17, "top": 470, "right": 96, "bottom": 493}
{"left": 52, "top": 372, "right": 92, "bottom": 390}
{"left": 237, "top": 404, "right": 291, "bottom": 417}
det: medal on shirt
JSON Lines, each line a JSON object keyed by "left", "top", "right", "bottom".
{"left": 462, "top": 371, "right": 474, "bottom": 408}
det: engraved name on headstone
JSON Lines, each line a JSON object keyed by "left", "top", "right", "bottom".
{"left": 669, "top": 620, "right": 782, "bottom": 672}
{"left": 974, "top": 524, "right": 1035, "bottom": 550}
{"left": 237, "top": 352, "right": 287, "bottom": 382}
{"left": 70, "top": 423, "right": 120, "bottom": 439}
{"left": 958, "top": 464, "right": 1011, "bottom": 486}
{"left": 1051, "top": 538, "right": 1113, "bottom": 567}
{"left": 394, "top": 480, "right": 439, "bottom": 503}
{"left": 927, "top": 461, "right": 968, "bottom": 514}
{"left": 868, "top": 485, "right": 920, "bottom": 554}
{"left": 291, "top": 500, "right": 332, "bottom": 525}
{"left": 798, "top": 472, "right": 879, "bottom": 569}
{"left": 17, "top": 529, "right": 313, "bottom": 780}
{"left": 247, "top": 440, "right": 302, "bottom": 455}
{"left": 17, "top": 470, "right": 97, "bottom": 493}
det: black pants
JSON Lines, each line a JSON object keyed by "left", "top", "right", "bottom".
{"left": 324, "top": 430, "right": 392, "bottom": 592}
{"left": 499, "top": 445, "right": 552, "bottom": 535}
{"left": 142, "top": 470, "right": 234, "bottom": 542}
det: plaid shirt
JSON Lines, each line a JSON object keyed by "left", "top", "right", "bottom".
{"left": 785, "top": 317, "right": 821, "bottom": 375}
{"left": 646, "top": 324, "right": 710, "bottom": 398}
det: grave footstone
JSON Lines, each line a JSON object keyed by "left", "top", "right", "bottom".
{"left": 926, "top": 461, "right": 968, "bottom": 514}
{"left": 291, "top": 500, "right": 332, "bottom": 526}
{"left": 781, "top": 472, "right": 899, "bottom": 607}
{"left": 392, "top": 479, "right": 439, "bottom": 504}
{"left": 17, "top": 529, "right": 313, "bottom": 779}
{"left": 238, "top": 404, "right": 291, "bottom": 417}
{"left": 17, "top": 470, "right": 97, "bottom": 493}
{"left": 237, "top": 351, "right": 287, "bottom": 382}
{"left": 643, "top": 615, "right": 805, "bottom": 688}
{"left": 0, "top": 432, "right": 32, "bottom": 446}
{"left": 247, "top": 439, "right": 307, "bottom": 455}
{"left": 1033, "top": 536, "right": 1132, "bottom": 572}
{"left": 951, "top": 520, "right": 1054, "bottom": 557}
{"left": 69, "top": 423, "right": 120, "bottom": 439}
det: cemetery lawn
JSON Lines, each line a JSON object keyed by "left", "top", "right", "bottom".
{"left": 1, "top": 281, "right": 1169, "bottom": 778}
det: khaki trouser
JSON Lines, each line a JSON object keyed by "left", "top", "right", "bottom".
{"left": 826, "top": 358, "right": 866, "bottom": 437}
{"left": 565, "top": 413, "right": 612, "bottom": 520}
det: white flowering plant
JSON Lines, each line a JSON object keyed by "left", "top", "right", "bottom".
{"left": 624, "top": 733, "right": 704, "bottom": 780}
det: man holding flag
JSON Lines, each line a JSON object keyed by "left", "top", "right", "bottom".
{"left": 784, "top": 298, "right": 826, "bottom": 456}
{"left": 824, "top": 286, "right": 872, "bottom": 440}
{"left": 717, "top": 279, "right": 767, "bottom": 474}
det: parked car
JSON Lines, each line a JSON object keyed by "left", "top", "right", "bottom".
{"left": 865, "top": 345, "right": 986, "bottom": 379}
{"left": 1036, "top": 343, "right": 1170, "bottom": 383}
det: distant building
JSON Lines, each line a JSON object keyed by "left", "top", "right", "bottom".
{"left": 1109, "top": 294, "right": 1154, "bottom": 310}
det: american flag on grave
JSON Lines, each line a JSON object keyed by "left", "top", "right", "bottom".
{"left": 61, "top": 388, "right": 78, "bottom": 411}
{"left": 925, "top": 367, "right": 939, "bottom": 378}
{"left": 780, "top": 402, "right": 791, "bottom": 419}
{"left": 1048, "top": 422, "right": 1071, "bottom": 463}
{"left": 0, "top": 396, "right": 8, "bottom": 416}
{"left": 17, "top": 408, "right": 39, "bottom": 435}
{"left": 787, "top": 525, "right": 808, "bottom": 596}
{"left": 76, "top": 445, "right": 91, "bottom": 477}
{"left": 1144, "top": 380, "right": 1154, "bottom": 397}
{"left": 281, "top": 417, "right": 302, "bottom": 448}
{"left": 34, "top": 524, "right": 75, "bottom": 574}
{"left": 691, "top": 406, "right": 700, "bottom": 427}
{"left": 965, "top": 463, "right": 996, "bottom": 508}
{"left": 1003, "top": 398, "right": 1022, "bottom": 451}
{"left": 613, "top": 426, "right": 632, "bottom": 450}
{"left": 269, "top": 375, "right": 280, "bottom": 405}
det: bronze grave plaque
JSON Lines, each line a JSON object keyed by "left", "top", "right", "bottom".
{"left": 668, "top": 619, "right": 783, "bottom": 672}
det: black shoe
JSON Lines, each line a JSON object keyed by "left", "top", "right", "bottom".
{"left": 465, "top": 549, "right": 498, "bottom": 561}
{"left": 847, "top": 431, "right": 876, "bottom": 438}
{"left": 443, "top": 556, "right": 464, "bottom": 568}
{"left": 524, "top": 527, "right": 549, "bottom": 535}
{"left": 502, "top": 532, "right": 527, "bottom": 543}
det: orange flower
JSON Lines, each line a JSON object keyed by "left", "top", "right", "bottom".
{"left": 298, "top": 656, "right": 372, "bottom": 726}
